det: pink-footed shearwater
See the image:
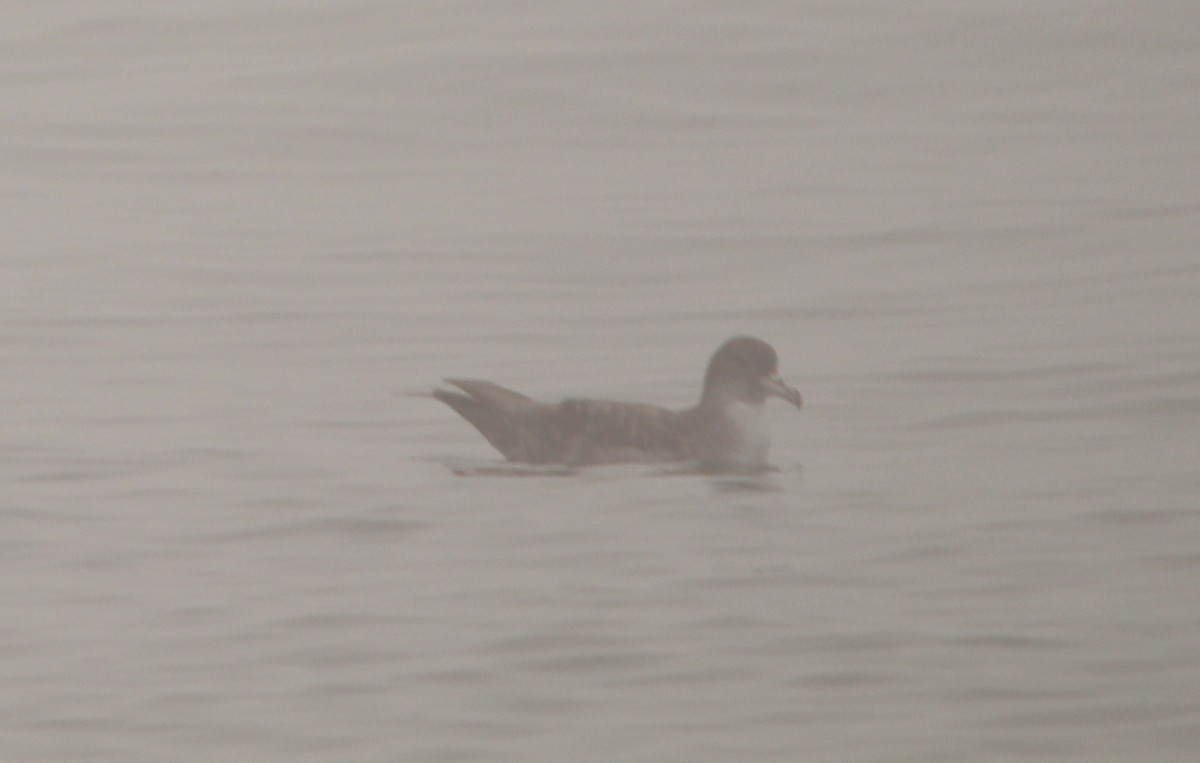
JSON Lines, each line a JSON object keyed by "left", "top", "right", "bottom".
{"left": 432, "top": 336, "right": 802, "bottom": 472}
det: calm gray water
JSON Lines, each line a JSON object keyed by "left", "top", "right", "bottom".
{"left": 3, "top": 2, "right": 1199, "bottom": 761}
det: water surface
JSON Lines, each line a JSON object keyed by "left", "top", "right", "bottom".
{"left": 3, "top": 2, "right": 1199, "bottom": 761}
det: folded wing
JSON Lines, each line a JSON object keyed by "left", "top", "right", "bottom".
{"left": 433, "top": 379, "right": 692, "bottom": 465}
{"left": 556, "top": 398, "right": 691, "bottom": 464}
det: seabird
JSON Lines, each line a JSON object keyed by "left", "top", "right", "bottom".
{"left": 432, "top": 336, "right": 802, "bottom": 472}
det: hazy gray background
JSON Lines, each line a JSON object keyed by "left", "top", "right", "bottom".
{"left": 3, "top": 2, "right": 1198, "bottom": 761}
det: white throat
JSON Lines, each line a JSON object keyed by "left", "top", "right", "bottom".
{"left": 724, "top": 400, "right": 770, "bottom": 468}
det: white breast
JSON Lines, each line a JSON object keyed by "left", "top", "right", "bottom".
{"left": 724, "top": 400, "right": 770, "bottom": 468}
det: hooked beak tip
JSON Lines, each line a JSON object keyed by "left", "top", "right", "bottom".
{"left": 763, "top": 374, "right": 803, "bottom": 411}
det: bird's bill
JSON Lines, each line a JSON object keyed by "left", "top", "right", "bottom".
{"left": 762, "top": 373, "right": 803, "bottom": 409}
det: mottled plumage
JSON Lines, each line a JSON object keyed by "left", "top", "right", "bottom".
{"left": 432, "top": 336, "right": 802, "bottom": 472}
